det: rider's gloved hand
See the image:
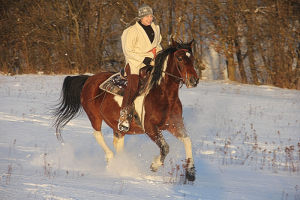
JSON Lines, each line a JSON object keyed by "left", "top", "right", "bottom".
{"left": 143, "top": 57, "right": 152, "bottom": 65}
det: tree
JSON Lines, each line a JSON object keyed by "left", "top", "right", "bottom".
{"left": 0, "top": 0, "right": 299, "bottom": 89}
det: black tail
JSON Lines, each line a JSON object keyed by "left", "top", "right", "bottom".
{"left": 52, "top": 75, "right": 90, "bottom": 141}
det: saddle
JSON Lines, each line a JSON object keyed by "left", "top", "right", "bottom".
{"left": 99, "top": 64, "right": 153, "bottom": 97}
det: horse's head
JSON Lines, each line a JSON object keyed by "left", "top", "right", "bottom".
{"left": 172, "top": 39, "right": 199, "bottom": 88}
{"left": 151, "top": 39, "right": 199, "bottom": 88}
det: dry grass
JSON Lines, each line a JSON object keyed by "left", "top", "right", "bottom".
{"left": 197, "top": 122, "right": 300, "bottom": 174}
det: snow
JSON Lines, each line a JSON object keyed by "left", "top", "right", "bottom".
{"left": 1, "top": 74, "right": 300, "bottom": 200}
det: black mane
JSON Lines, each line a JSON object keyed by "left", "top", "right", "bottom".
{"left": 150, "top": 41, "right": 192, "bottom": 87}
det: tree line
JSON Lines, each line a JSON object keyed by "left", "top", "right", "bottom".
{"left": 1, "top": 0, "right": 299, "bottom": 89}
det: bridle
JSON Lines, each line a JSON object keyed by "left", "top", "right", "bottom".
{"left": 162, "top": 48, "right": 192, "bottom": 86}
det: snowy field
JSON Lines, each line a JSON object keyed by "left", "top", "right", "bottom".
{"left": 0, "top": 74, "right": 300, "bottom": 200}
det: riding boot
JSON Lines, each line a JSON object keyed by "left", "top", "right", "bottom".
{"left": 118, "top": 74, "right": 140, "bottom": 132}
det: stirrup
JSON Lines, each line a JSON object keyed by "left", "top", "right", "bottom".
{"left": 118, "top": 119, "right": 130, "bottom": 132}
{"left": 118, "top": 107, "right": 131, "bottom": 132}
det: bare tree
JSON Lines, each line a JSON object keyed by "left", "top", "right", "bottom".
{"left": 0, "top": 0, "right": 299, "bottom": 89}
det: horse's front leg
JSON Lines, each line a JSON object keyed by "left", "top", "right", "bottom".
{"left": 146, "top": 127, "right": 169, "bottom": 172}
{"left": 179, "top": 136, "right": 195, "bottom": 181}
{"left": 168, "top": 122, "right": 195, "bottom": 182}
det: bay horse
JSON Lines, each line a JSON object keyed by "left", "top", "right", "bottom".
{"left": 53, "top": 40, "right": 199, "bottom": 182}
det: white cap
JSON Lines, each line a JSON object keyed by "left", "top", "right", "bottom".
{"left": 138, "top": 4, "right": 153, "bottom": 18}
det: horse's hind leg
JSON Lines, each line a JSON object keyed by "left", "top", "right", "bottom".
{"left": 82, "top": 104, "right": 114, "bottom": 163}
{"left": 81, "top": 74, "right": 116, "bottom": 164}
{"left": 93, "top": 131, "right": 114, "bottom": 163}
{"left": 146, "top": 127, "right": 169, "bottom": 172}
{"left": 84, "top": 114, "right": 114, "bottom": 163}
{"left": 113, "top": 131, "right": 124, "bottom": 153}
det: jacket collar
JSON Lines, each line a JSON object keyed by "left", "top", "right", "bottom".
{"left": 135, "top": 21, "right": 158, "bottom": 48}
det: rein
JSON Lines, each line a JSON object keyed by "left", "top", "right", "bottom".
{"left": 162, "top": 70, "right": 183, "bottom": 81}
{"left": 162, "top": 70, "right": 184, "bottom": 88}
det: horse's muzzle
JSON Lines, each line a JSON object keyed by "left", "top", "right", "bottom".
{"left": 186, "top": 76, "right": 199, "bottom": 88}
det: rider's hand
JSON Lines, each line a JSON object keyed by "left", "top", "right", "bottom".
{"left": 143, "top": 57, "right": 152, "bottom": 65}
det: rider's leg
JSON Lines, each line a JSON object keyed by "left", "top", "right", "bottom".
{"left": 118, "top": 72, "right": 139, "bottom": 132}
{"left": 121, "top": 74, "right": 139, "bottom": 108}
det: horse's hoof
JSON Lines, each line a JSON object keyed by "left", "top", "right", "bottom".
{"left": 105, "top": 151, "right": 114, "bottom": 164}
{"left": 185, "top": 166, "right": 196, "bottom": 182}
{"left": 150, "top": 163, "right": 159, "bottom": 172}
{"left": 150, "top": 166, "right": 158, "bottom": 172}
{"left": 150, "top": 155, "right": 163, "bottom": 172}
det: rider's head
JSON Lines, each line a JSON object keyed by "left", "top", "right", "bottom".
{"left": 138, "top": 4, "right": 153, "bottom": 26}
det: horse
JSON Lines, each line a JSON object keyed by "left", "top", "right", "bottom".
{"left": 52, "top": 39, "right": 199, "bottom": 182}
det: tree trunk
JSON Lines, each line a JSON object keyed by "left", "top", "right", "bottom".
{"left": 244, "top": 14, "right": 258, "bottom": 84}
{"left": 225, "top": 41, "right": 236, "bottom": 81}
{"left": 234, "top": 38, "right": 247, "bottom": 83}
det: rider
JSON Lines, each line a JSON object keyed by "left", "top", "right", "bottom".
{"left": 118, "top": 4, "right": 162, "bottom": 132}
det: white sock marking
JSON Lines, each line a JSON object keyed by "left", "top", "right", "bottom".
{"left": 93, "top": 131, "right": 114, "bottom": 162}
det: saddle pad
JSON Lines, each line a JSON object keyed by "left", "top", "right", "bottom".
{"left": 99, "top": 73, "right": 126, "bottom": 96}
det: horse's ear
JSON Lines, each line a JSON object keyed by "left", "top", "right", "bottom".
{"left": 171, "top": 37, "right": 177, "bottom": 47}
{"left": 188, "top": 39, "right": 195, "bottom": 47}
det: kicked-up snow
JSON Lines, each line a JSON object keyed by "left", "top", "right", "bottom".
{"left": 0, "top": 75, "right": 300, "bottom": 200}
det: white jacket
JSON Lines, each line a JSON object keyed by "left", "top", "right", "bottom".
{"left": 121, "top": 21, "right": 162, "bottom": 74}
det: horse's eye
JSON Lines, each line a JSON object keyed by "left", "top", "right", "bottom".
{"left": 177, "top": 56, "right": 183, "bottom": 62}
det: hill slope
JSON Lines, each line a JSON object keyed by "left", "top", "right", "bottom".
{"left": 0, "top": 75, "right": 299, "bottom": 200}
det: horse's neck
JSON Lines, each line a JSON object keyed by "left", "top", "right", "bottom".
{"left": 159, "top": 55, "right": 180, "bottom": 96}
